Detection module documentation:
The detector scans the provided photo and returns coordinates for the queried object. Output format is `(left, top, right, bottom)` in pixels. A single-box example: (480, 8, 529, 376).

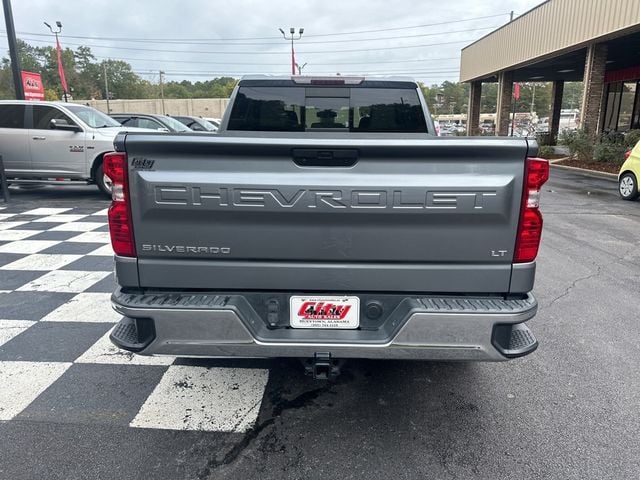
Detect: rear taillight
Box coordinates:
(104, 152, 136, 257)
(624, 149, 632, 160)
(514, 157, 549, 263)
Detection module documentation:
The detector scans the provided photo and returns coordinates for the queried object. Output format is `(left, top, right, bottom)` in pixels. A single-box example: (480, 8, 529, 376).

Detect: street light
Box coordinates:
(296, 62, 307, 75)
(44, 20, 68, 102)
(279, 27, 304, 75)
(159, 70, 165, 115)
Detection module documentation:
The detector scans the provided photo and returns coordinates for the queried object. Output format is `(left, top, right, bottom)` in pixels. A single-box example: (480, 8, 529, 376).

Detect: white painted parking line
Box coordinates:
(50, 222, 104, 232)
(0, 320, 36, 347)
(67, 232, 111, 243)
(0, 230, 43, 242)
(16, 270, 110, 293)
(0, 361, 72, 420)
(21, 208, 72, 216)
(0, 240, 61, 254)
(75, 331, 175, 365)
(130, 366, 269, 432)
(0, 221, 28, 231)
(86, 244, 114, 256)
(33, 214, 89, 223)
(1, 254, 82, 271)
(0, 213, 17, 220)
(42, 293, 121, 323)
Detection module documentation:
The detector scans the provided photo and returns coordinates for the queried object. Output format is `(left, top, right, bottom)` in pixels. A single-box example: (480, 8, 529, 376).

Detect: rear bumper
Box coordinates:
(110, 290, 538, 361)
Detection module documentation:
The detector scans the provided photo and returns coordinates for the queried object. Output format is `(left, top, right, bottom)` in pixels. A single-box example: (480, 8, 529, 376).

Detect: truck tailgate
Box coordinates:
(121, 134, 530, 293)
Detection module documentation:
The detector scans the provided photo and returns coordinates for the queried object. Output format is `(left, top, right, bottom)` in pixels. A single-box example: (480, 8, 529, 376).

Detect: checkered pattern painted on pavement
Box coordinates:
(0, 204, 269, 432)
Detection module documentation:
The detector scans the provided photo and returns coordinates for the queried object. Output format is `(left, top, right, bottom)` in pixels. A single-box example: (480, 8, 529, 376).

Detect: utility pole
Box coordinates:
(44, 20, 68, 101)
(159, 70, 165, 115)
(279, 27, 304, 75)
(2, 0, 24, 99)
(103, 63, 110, 113)
(530, 83, 536, 116)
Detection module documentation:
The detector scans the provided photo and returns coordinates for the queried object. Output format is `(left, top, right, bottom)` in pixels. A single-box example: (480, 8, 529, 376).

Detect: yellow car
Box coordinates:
(619, 141, 640, 201)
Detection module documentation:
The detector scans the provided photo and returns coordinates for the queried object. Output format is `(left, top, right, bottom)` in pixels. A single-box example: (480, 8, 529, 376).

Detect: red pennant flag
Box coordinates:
(514, 82, 520, 100)
(291, 45, 296, 75)
(56, 36, 69, 94)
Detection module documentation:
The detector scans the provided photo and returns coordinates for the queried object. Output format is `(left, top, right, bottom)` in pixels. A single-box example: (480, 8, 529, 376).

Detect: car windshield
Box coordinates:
(65, 105, 121, 128)
(160, 115, 192, 132)
(198, 119, 218, 131)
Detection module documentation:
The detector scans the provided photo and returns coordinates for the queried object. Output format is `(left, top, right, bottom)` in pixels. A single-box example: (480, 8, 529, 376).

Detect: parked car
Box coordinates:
(171, 115, 218, 132)
(204, 118, 221, 129)
(0, 100, 153, 195)
(105, 75, 549, 379)
(110, 113, 192, 132)
(619, 140, 639, 200)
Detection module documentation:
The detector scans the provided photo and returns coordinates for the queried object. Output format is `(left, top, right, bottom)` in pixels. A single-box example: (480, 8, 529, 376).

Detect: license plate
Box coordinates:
(290, 296, 360, 329)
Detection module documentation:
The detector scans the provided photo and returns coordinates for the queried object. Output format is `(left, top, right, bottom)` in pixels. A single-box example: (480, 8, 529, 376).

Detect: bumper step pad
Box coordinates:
(110, 316, 155, 352)
(492, 322, 538, 358)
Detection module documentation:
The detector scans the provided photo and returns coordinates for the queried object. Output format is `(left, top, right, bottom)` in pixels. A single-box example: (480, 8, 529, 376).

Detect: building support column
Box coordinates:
(466, 81, 482, 136)
(496, 71, 513, 136)
(549, 80, 564, 144)
(580, 43, 607, 137)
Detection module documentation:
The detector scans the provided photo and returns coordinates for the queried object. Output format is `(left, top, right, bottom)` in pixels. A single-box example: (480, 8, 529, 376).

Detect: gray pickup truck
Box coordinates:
(106, 75, 549, 378)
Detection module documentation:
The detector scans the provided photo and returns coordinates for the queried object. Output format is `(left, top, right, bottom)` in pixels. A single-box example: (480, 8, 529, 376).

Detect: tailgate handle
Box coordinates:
(292, 149, 358, 167)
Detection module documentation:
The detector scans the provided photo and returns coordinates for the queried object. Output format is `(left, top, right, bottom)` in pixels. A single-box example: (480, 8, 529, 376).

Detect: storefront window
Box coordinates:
(603, 82, 621, 131)
(633, 82, 640, 130)
(618, 81, 637, 131)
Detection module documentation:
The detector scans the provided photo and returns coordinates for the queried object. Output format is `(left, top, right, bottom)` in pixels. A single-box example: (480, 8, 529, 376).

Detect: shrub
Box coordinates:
(624, 129, 640, 149)
(559, 129, 593, 162)
(593, 141, 627, 164)
(538, 145, 556, 159)
(536, 133, 552, 146)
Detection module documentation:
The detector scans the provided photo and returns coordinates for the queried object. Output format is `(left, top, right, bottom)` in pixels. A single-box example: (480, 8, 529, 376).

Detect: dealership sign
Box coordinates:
(21, 71, 45, 101)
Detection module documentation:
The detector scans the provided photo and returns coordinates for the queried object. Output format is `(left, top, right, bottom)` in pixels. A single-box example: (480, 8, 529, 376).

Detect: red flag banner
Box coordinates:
(291, 45, 296, 75)
(514, 83, 521, 100)
(56, 36, 69, 94)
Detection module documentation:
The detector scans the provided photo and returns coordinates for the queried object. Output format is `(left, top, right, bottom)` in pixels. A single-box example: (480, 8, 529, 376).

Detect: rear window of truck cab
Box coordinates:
(227, 86, 428, 133)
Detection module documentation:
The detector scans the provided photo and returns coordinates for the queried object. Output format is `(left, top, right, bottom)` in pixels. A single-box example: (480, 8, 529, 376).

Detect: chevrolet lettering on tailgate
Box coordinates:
(154, 186, 500, 211)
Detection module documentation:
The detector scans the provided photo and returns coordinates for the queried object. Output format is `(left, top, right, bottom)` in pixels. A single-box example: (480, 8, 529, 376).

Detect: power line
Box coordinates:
(89, 54, 459, 67)
(134, 68, 461, 77)
(0, 13, 510, 43)
(2, 35, 476, 55)
(5, 25, 499, 46)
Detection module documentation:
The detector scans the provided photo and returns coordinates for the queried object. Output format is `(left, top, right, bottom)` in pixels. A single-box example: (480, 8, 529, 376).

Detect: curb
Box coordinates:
(550, 163, 618, 181)
(547, 157, 571, 164)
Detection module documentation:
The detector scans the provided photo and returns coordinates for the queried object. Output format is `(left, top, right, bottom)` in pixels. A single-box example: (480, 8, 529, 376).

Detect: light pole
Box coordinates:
(44, 20, 68, 102)
(159, 70, 165, 115)
(3, 0, 24, 100)
(279, 27, 304, 75)
(296, 62, 307, 75)
(434, 91, 444, 116)
(103, 63, 110, 113)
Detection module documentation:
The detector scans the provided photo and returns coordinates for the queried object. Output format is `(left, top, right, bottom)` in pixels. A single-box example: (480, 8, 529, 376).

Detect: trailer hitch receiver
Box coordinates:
(304, 352, 343, 380)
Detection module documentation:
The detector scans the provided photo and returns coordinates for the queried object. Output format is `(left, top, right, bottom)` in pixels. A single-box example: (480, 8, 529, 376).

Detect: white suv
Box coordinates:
(0, 100, 151, 195)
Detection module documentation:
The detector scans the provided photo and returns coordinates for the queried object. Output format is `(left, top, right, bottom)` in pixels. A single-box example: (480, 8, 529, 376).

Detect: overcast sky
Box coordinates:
(2, 0, 545, 84)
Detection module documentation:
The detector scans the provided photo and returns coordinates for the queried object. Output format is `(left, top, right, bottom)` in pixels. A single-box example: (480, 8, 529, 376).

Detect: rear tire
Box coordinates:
(95, 163, 113, 197)
(619, 172, 639, 201)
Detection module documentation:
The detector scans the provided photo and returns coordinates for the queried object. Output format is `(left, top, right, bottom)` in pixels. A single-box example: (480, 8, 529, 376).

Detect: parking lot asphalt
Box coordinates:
(0, 169, 639, 480)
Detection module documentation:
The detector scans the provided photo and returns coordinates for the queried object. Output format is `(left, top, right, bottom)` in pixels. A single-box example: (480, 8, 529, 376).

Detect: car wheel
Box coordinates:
(619, 172, 639, 201)
(95, 163, 113, 197)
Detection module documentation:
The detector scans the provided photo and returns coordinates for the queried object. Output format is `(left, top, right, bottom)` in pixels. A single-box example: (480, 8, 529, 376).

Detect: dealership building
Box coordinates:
(460, 0, 640, 140)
